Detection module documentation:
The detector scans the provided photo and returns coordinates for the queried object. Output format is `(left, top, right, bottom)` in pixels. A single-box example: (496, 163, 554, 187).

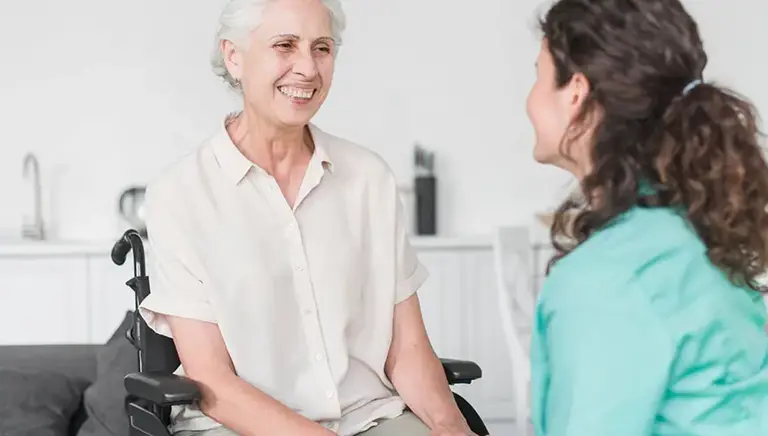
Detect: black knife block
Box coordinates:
(415, 175, 437, 235)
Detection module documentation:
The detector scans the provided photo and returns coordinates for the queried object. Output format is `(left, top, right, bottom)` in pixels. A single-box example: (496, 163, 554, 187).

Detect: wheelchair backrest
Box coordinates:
(113, 229, 182, 375)
(130, 281, 182, 374)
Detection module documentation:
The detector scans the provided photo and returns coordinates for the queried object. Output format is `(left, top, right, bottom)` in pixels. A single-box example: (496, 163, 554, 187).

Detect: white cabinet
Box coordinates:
(0, 256, 90, 345)
(417, 247, 516, 433)
(0, 241, 154, 345)
(86, 255, 138, 343)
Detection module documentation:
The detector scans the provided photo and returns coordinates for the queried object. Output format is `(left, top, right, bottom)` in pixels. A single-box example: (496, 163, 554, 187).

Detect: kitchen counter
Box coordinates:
(409, 234, 493, 250)
(0, 234, 503, 257)
(0, 239, 115, 257)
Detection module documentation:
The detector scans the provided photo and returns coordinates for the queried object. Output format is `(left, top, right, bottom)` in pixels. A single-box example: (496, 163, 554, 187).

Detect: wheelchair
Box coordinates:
(111, 229, 490, 436)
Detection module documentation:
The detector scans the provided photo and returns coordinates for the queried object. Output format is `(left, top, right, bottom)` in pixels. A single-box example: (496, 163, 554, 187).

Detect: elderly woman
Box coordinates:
(138, 0, 475, 435)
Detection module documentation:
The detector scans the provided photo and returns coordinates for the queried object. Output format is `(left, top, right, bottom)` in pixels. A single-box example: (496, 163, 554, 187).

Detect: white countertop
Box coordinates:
(0, 239, 115, 257)
(0, 234, 501, 257)
(0, 218, 556, 258)
(409, 234, 493, 249)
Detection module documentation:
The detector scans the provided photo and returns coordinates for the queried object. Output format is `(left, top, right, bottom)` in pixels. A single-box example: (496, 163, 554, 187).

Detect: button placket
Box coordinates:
(304, 324, 338, 410)
(288, 227, 339, 413)
(284, 217, 307, 272)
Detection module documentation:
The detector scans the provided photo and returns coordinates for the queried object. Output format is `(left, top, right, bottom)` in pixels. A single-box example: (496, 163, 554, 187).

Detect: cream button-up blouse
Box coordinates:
(139, 119, 428, 435)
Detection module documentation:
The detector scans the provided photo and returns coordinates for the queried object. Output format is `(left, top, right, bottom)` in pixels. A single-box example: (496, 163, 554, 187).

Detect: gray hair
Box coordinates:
(210, 0, 347, 92)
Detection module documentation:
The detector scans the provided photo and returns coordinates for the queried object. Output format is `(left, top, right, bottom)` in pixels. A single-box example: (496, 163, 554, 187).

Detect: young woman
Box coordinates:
(526, 0, 768, 434)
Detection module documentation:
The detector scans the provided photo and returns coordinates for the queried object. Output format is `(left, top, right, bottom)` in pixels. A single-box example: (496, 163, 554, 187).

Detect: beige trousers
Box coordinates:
(174, 411, 430, 436)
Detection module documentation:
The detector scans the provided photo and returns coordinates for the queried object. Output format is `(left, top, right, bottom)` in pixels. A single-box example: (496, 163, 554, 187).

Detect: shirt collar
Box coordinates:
(212, 117, 334, 185)
(308, 123, 334, 174)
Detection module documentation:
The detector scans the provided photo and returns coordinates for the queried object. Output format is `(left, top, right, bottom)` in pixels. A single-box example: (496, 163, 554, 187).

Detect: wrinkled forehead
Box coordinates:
(253, 0, 334, 42)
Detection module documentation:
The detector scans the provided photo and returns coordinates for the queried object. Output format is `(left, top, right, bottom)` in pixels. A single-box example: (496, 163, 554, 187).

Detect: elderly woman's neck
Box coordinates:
(227, 112, 313, 175)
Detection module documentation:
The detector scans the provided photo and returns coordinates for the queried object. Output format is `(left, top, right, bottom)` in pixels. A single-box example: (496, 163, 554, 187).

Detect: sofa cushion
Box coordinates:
(77, 312, 138, 436)
(0, 344, 97, 382)
(0, 366, 90, 436)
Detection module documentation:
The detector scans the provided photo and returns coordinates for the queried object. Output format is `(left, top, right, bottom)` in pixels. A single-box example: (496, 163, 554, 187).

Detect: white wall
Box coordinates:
(1, 0, 766, 241)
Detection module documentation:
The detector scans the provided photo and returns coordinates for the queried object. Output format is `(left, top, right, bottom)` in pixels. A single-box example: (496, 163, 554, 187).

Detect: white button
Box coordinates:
(303, 309, 313, 315)
(315, 353, 324, 361)
(296, 265, 304, 271)
(325, 390, 334, 398)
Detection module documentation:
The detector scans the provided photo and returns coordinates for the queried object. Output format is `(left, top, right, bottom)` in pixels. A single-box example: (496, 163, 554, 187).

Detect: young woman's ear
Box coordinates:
(567, 72, 591, 118)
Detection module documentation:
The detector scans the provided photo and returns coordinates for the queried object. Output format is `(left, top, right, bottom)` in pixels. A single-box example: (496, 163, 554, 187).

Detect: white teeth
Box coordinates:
(279, 86, 314, 99)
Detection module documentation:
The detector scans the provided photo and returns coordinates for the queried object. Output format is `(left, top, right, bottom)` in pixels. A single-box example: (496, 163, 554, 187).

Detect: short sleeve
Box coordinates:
(394, 188, 428, 303)
(138, 183, 217, 338)
(539, 282, 674, 435)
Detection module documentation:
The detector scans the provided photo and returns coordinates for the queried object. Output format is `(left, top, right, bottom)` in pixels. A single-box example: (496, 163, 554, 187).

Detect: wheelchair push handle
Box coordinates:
(111, 229, 147, 278)
(111, 236, 132, 266)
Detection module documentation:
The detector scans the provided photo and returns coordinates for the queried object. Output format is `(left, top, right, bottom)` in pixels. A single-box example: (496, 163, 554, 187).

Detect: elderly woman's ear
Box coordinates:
(220, 39, 243, 84)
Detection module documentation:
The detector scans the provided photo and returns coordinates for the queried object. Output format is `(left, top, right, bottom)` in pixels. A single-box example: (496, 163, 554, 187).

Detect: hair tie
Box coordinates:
(682, 79, 702, 95)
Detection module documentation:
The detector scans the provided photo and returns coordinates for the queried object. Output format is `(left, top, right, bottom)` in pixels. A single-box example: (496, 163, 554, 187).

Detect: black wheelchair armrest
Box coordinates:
(440, 358, 482, 384)
(125, 372, 201, 406)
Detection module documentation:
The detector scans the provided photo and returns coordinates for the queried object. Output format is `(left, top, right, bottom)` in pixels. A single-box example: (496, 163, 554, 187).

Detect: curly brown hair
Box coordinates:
(540, 0, 768, 291)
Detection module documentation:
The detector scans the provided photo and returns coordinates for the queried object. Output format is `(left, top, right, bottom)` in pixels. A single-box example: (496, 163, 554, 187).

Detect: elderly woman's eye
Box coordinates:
(275, 42, 293, 50)
(315, 45, 331, 53)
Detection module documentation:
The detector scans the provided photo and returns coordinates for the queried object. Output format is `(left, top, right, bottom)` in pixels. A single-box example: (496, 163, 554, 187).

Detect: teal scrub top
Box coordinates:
(531, 206, 768, 435)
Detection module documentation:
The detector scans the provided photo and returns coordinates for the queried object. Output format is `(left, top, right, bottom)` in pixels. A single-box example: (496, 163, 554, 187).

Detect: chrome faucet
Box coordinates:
(22, 152, 45, 240)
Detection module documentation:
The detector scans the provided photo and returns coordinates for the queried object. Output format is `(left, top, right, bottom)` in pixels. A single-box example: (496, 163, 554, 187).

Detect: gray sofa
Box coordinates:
(0, 313, 137, 436)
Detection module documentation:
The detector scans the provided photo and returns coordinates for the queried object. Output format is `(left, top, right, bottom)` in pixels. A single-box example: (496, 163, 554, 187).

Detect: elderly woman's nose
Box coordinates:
(291, 50, 319, 78)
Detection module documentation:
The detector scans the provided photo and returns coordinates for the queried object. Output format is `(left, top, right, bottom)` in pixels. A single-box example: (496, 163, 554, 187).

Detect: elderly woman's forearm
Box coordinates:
(386, 343, 468, 430)
(197, 372, 335, 436)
